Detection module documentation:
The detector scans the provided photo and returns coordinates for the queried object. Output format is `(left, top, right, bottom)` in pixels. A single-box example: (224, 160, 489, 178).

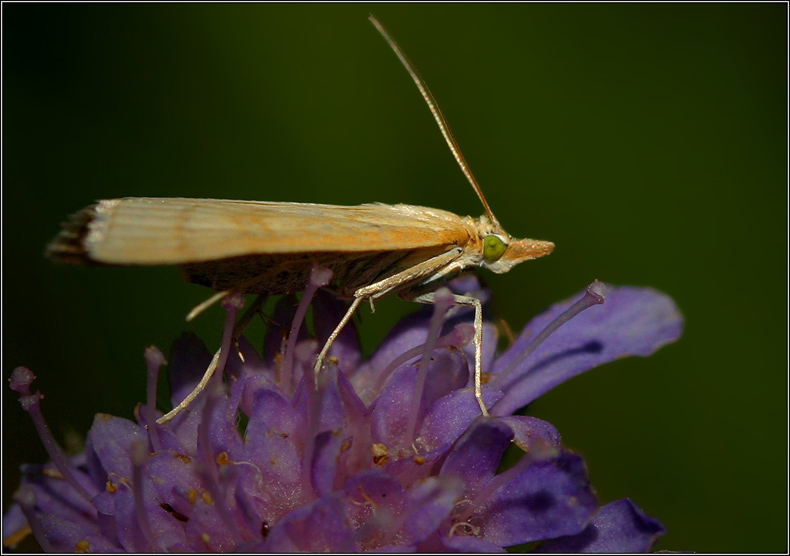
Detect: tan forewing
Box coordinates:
(52, 197, 474, 265)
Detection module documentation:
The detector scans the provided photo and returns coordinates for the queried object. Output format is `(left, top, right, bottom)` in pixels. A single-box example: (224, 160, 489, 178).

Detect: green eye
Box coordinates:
(483, 235, 507, 263)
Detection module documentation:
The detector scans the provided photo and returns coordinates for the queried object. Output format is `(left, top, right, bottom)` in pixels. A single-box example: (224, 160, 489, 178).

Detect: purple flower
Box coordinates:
(4, 274, 682, 552)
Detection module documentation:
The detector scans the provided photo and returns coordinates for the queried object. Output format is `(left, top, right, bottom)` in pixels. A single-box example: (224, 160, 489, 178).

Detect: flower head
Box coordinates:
(4, 274, 682, 552)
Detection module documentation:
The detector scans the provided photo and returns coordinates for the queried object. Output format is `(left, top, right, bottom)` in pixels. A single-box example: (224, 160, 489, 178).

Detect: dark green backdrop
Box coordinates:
(4, 4, 786, 552)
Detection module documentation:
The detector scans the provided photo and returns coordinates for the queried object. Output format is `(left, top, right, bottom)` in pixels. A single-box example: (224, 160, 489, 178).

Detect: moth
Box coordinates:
(46, 16, 554, 423)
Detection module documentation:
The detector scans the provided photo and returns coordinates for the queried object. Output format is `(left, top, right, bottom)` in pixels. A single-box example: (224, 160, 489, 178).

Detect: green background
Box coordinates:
(4, 4, 786, 552)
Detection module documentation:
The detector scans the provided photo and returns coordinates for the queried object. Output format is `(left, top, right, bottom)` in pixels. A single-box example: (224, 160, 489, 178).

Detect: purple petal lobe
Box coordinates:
(499, 416, 562, 456)
(492, 286, 683, 415)
(244, 390, 308, 514)
(404, 475, 465, 544)
(420, 348, 471, 412)
(14, 463, 104, 549)
(370, 364, 419, 451)
(311, 430, 344, 497)
(441, 418, 513, 500)
(478, 452, 598, 546)
(85, 414, 147, 481)
(247, 387, 302, 442)
(167, 333, 213, 406)
(420, 388, 503, 451)
(265, 494, 356, 552)
(36, 513, 120, 553)
(342, 470, 408, 550)
(536, 498, 666, 553)
(439, 534, 506, 552)
(183, 500, 237, 551)
(2, 503, 28, 548)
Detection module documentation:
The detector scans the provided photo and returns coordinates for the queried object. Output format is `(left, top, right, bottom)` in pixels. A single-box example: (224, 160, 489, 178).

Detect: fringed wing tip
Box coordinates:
(44, 204, 98, 265)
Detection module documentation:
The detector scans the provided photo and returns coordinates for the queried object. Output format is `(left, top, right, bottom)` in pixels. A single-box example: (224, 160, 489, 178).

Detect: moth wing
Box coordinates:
(47, 197, 472, 265)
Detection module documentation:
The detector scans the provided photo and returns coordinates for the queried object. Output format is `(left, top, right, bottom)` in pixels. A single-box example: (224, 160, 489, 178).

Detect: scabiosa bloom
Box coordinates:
(4, 272, 682, 552)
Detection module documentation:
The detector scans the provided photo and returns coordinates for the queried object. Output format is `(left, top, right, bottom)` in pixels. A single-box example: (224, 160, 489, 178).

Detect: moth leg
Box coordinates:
(157, 292, 268, 425)
(156, 347, 222, 424)
(152, 291, 238, 424)
(185, 272, 276, 322)
(354, 247, 463, 301)
(313, 296, 365, 377)
(408, 292, 488, 417)
(186, 290, 231, 322)
(313, 247, 464, 377)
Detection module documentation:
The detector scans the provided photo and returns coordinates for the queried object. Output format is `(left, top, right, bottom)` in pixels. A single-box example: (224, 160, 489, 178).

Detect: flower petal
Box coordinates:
(498, 416, 562, 456)
(404, 475, 465, 544)
(419, 388, 503, 451)
(36, 512, 120, 553)
(14, 464, 103, 547)
(491, 286, 683, 415)
(342, 470, 408, 550)
(243, 390, 309, 514)
(1, 503, 29, 549)
(476, 452, 598, 546)
(370, 364, 419, 451)
(265, 494, 356, 552)
(85, 414, 147, 482)
(167, 333, 213, 407)
(536, 498, 666, 553)
(437, 533, 506, 552)
(440, 418, 513, 500)
(311, 429, 344, 497)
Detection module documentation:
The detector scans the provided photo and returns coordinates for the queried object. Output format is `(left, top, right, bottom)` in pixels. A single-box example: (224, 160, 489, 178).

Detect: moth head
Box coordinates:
(473, 216, 554, 273)
(484, 235, 555, 273)
(475, 219, 553, 276)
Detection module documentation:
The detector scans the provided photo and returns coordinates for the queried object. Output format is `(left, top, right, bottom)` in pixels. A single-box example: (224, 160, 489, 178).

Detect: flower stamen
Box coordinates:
(143, 347, 166, 453)
(215, 294, 246, 386)
(492, 281, 609, 385)
(283, 265, 332, 392)
(9, 367, 96, 504)
(197, 383, 225, 485)
(406, 288, 455, 442)
(130, 441, 162, 552)
(298, 266, 335, 497)
(372, 323, 474, 396)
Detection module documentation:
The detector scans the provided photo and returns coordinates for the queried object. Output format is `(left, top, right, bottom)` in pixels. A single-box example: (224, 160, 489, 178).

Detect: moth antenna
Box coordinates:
(369, 15, 500, 228)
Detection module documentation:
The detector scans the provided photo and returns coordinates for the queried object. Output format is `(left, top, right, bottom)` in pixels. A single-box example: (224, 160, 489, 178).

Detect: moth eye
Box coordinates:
(483, 235, 507, 263)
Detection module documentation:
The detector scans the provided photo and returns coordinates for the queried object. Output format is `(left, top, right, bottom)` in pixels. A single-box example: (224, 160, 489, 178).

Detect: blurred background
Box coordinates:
(3, 4, 786, 552)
